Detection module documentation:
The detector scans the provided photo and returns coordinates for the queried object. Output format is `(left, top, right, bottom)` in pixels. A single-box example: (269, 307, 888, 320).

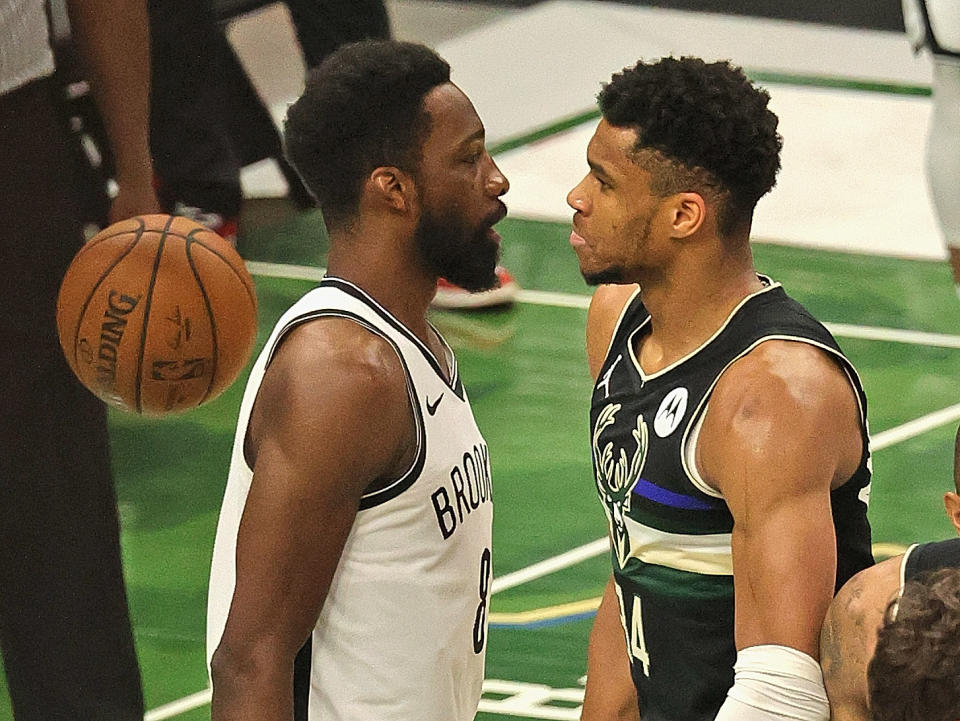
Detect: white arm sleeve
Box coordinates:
(713, 645, 829, 721)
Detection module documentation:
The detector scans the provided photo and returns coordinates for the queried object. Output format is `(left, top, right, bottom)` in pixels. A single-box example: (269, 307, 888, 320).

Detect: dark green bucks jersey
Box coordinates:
(589, 278, 873, 721)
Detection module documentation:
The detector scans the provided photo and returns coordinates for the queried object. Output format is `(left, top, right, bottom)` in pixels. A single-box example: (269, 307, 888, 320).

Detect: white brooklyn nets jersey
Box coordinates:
(207, 276, 493, 721)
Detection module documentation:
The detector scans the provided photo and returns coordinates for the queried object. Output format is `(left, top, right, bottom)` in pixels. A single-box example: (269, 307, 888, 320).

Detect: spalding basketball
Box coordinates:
(56, 214, 258, 415)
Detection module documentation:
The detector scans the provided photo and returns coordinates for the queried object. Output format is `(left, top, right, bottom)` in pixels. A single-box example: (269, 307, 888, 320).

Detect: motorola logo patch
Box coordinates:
(654, 387, 688, 438)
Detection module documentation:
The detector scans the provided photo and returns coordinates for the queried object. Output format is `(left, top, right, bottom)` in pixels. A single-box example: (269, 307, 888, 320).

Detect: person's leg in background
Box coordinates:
(149, 0, 243, 241)
(0, 76, 143, 721)
(904, 0, 960, 298)
(926, 59, 960, 296)
(283, 0, 390, 69)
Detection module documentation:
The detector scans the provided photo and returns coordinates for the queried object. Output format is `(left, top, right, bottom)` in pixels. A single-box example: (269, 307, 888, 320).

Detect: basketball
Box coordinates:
(56, 214, 258, 415)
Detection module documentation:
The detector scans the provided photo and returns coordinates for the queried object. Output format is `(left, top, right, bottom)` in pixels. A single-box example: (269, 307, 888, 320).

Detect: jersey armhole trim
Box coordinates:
(602, 285, 643, 362)
(680, 333, 867, 497)
(683, 408, 724, 499)
(245, 309, 427, 506)
(893, 544, 921, 621)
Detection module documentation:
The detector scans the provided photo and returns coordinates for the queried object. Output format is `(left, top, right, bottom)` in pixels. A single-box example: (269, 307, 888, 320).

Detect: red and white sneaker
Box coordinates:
(171, 202, 239, 247)
(432, 266, 519, 310)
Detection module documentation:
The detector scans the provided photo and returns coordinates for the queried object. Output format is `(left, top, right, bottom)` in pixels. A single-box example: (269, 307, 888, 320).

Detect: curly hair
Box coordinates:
(598, 56, 782, 236)
(284, 40, 450, 229)
(867, 567, 960, 721)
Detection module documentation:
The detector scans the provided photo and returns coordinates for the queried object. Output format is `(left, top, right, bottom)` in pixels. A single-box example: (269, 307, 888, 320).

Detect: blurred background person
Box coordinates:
(0, 0, 158, 718)
(903, 0, 960, 299)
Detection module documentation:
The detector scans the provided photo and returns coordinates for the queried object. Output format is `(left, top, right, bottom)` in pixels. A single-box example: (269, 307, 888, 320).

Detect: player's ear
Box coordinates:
(369, 167, 415, 214)
(945, 492, 960, 536)
(668, 192, 706, 239)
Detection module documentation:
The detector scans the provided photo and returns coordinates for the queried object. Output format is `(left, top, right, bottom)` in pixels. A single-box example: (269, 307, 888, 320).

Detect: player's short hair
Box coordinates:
(867, 567, 960, 721)
(598, 56, 782, 236)
(284, 40, 451, 229)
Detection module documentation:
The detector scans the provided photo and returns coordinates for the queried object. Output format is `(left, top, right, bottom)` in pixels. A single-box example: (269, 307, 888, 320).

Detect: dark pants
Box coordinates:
(0, 77, 143, 721)
(149, 0, 389, 215)
(148, 0, 247, 217)
(284, 0, 390, 68)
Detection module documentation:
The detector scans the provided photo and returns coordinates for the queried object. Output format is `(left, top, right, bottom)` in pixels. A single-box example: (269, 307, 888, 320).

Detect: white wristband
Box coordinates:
(714, 645, 829, 721)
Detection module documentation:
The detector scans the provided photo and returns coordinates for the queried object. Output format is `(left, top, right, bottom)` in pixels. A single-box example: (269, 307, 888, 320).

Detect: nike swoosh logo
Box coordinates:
(426, 394, 443, 416)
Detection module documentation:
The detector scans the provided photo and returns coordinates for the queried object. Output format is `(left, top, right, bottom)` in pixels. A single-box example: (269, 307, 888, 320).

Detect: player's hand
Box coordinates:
(109, 177, 160, 224)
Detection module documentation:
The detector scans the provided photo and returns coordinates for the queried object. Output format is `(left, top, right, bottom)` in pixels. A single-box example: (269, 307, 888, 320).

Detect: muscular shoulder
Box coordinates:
(699, 339, 862, 492)
(247, 317, 412, 475)
(586, 284, 639, 379)
(713, 340, 855, 420)
(266, 317, 407, 404)
(820, 555, 902, 719)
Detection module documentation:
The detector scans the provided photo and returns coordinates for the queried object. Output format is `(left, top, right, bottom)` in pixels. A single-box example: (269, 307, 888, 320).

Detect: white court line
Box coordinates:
(871, 401, 960, 451)
(492, 538, 610, 595)
(246, 260, 325, 282)
(144, 688, 212, 721)
(824, 322, 960, 351)
(244, 261, 960, 349)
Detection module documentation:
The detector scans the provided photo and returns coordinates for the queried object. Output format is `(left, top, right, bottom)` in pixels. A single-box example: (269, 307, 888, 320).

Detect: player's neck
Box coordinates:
(637, 259, 763, 372)
(326, 229, 437, 342)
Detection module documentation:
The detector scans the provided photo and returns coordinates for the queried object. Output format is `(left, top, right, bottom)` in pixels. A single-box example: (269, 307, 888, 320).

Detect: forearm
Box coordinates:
(65, 0, 153, 187)
(581, 578, 640, 721)
(733, 500, 836, 657)
(210, 644, 295, 721)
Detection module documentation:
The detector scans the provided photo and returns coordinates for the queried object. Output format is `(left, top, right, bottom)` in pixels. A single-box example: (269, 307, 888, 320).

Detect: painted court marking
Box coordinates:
(147, 262, 960, 720)
(144, 689, 212, 721)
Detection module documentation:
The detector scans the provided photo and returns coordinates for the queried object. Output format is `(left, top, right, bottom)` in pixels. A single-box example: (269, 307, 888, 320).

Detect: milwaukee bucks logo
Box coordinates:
(592, 403, 648, 567)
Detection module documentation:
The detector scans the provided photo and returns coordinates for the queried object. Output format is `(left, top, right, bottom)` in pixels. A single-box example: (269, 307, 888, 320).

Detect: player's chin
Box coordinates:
(581, 262, 625, 286)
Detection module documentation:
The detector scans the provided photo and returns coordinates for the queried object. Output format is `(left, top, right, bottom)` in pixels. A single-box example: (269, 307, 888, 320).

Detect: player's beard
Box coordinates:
(582, 266, 629, 286)
(415, 205, 502, 292)
(580, 209, 653, 286)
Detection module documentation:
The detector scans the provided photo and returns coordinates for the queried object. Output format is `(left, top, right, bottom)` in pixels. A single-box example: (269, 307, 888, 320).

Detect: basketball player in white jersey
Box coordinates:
(206, 41, 508, 721)
(903, 0, 960, 298)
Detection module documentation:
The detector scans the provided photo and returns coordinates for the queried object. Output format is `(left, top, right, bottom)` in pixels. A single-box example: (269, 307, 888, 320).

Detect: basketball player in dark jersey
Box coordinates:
(569, 57, 873, 721)
(820, 424, 960, 721)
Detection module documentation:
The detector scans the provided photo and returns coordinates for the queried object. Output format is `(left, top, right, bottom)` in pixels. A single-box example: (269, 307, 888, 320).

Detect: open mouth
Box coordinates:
(484, 204, 508, 244)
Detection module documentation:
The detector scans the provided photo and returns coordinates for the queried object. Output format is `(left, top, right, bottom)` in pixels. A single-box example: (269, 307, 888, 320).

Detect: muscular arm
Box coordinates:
(820, 557, 902, 721)
(65, 0, 158, 220)
(698, 341, 864, 658)
(210, 320, 415, 721)
(581, 284, 641, 721)
(581, 577, 641, 721)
